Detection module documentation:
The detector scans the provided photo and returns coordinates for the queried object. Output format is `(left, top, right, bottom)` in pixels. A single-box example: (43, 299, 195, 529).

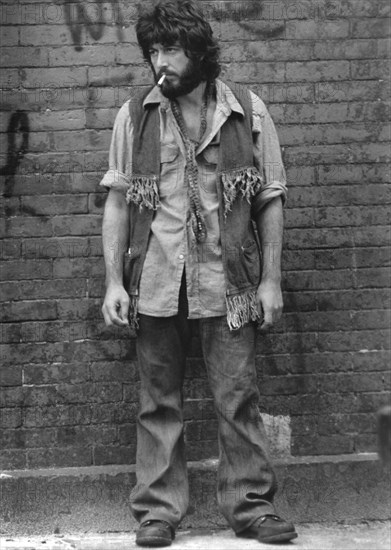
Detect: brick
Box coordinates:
(224, 61, 286, 83)
(351, 59, 390, 79)
(52, 129, 111, 152)
(315, 205, 390, 227)
(314, 39, 378, 59)
(22, 195, 88, 216)
(0, 408, 23, 429)
(280, 122, 385, 146)
(52, 215, 102, 236)
(273, 103, 349, 124)
(0, 366, 22, 386)
(93, 445, 136, 465)
(90, 360, 137, 382)
(212, 20, 286, 42)
(292, 434, 354, 456)
(56, 298, 102, 320)
(21, 67, 88, 89)
(318, 163, 390, 184)
(88, 65, 151, 87)
(20, 25, 76, 46)
(27, 447, 92, 469)
(284, 208, 314, 228)
(0, 449, 27, 470)
(318, 329, 390, 352)
(0, 299, 57, 322)
(346, 0, 390, 18)
(285, 227, 352, 249)
(5, 217, 53, 238)
(251, 82, 315, 104)
(0, 46, 49, 68)
(316, 289, 390, 311)
(353, 433, 378, 452)
(356, 392, 391, 413)
(318, 372, 389, 393)
(283, 142, 390, 166)
(316, 80, 389, 102)
(282, 249, 315, 270)
(0, 386, 23, 407)
(0, 279, 86, 301)
(49, 45, 115, 67)
(115, 43, 144, 65)
(1, 27, 19, 46)
(23, 363, 91, 385)
(284, 269, 353, 291)
(53, 257, 104, 278)
(222, 40, 314, 63)
(354, 267, 390, 288)
(1, 259, 52, 280)
(352, 350, 391, 372)
(57, 425, 117, 446)
(21, 237, 92, 259)
(28, 109, 86, 131)
(117, 423, 137, 445)
(315, 247, 391, 269)
(286, 19, 350, 40)
(350, 17, 391, 38)
(318, 413, 377, 436)
(85, 108, 117, 129)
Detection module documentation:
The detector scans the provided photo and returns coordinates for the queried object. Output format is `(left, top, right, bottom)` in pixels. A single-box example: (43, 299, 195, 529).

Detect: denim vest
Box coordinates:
(124, 81, 264, 329)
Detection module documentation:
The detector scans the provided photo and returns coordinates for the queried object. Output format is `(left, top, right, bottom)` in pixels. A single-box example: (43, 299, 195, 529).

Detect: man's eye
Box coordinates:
(149, 50, 157, 56)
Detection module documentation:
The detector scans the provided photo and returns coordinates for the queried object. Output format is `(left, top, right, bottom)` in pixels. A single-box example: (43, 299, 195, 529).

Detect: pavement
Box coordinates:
(1, 522, 390, 550)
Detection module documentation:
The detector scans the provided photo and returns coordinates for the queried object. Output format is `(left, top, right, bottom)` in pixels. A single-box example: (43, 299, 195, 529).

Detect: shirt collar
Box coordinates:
(142, 79, 245, 117)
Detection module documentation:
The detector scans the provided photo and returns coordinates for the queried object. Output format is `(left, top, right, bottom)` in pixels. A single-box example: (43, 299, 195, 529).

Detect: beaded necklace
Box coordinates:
(170, 82, 212, 243)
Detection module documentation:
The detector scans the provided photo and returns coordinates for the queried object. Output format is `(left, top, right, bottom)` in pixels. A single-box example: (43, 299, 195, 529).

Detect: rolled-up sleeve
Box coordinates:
(250, 91, 287, 216)
(99, 100, 133, 195)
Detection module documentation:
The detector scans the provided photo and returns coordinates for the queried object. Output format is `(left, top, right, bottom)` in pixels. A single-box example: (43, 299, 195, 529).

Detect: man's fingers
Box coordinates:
(102, 301, 128, 327)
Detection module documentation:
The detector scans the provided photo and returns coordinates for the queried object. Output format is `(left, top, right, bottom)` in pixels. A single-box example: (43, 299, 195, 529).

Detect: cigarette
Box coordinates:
(158, 74, 166, 86)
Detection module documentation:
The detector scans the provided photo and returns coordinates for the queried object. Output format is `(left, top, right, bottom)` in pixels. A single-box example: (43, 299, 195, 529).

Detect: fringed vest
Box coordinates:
(124, 80, 264, 329)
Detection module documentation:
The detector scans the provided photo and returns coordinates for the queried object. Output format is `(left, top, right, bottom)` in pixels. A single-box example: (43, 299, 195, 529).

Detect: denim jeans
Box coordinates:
(130, 282, 277, 533)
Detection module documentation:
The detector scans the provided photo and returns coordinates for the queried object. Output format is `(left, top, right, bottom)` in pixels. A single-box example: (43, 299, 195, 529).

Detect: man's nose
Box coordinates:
(156, 51, 169, 70)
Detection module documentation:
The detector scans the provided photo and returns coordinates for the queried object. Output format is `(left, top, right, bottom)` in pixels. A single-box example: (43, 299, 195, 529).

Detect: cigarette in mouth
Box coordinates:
(158, 74, 166, 86)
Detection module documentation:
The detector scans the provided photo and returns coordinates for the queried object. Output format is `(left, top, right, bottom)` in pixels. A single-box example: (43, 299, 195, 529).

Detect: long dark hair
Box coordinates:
(136, 0, 221, 81)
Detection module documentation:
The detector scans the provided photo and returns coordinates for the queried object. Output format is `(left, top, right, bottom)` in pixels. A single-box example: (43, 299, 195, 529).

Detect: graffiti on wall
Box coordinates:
(64, 0, 125, 51)
(0, 110, 30, 197)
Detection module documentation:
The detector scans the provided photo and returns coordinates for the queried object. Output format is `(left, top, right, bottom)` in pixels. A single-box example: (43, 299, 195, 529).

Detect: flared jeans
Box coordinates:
(130, 290, 278, 533)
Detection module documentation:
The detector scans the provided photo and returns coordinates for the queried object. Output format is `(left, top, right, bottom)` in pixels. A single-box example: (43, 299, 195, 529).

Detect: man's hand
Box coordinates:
(256, 279, 283, 333)
(102, 283, 130, 327)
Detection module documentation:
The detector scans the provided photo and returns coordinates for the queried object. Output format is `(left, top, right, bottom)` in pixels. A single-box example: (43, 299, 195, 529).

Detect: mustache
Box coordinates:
(157, 71, 177, 79)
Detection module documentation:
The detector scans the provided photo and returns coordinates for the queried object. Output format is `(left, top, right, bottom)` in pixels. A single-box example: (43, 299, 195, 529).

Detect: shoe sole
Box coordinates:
(136, 537, 172, 547)
(238, 530, 298, 543)
(136, 535, 172, 547)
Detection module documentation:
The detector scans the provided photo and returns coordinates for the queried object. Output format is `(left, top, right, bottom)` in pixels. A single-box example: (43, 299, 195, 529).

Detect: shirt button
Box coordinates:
(179, 254, 184, 260)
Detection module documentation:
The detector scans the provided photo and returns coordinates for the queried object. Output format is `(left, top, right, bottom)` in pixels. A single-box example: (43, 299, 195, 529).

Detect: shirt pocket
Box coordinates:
(199, 144, 219, 194)
(159, 143, 182, 198)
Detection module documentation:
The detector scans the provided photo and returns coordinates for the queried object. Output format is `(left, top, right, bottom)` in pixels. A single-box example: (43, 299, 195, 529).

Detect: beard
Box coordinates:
(154, 58, 204, 99)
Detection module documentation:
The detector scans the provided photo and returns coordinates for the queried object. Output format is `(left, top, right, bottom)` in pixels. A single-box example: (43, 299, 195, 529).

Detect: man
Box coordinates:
(100, 0, 297, 546)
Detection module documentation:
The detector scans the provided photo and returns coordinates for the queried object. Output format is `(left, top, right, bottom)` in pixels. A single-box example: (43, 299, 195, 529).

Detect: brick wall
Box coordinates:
(1, 0, 390, 470)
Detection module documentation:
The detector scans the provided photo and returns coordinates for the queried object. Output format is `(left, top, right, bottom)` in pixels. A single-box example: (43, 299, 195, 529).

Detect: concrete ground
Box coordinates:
(1, 522, 390, 550)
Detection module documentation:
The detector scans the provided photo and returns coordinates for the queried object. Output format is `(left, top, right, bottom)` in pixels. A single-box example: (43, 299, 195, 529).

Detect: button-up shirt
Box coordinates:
(100, 79, 287, 318)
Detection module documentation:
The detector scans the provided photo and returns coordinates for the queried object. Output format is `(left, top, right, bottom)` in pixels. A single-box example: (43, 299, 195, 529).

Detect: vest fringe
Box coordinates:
(222, 167, 263, 217)
(226, 289, 260, 330)
(128, 294, 139, 330)
(126, 175, 160, 210)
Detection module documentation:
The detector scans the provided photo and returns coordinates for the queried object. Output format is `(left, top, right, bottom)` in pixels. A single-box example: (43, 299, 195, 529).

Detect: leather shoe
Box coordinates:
(237, 514, 298, 544)
(136, 519, 175, 547)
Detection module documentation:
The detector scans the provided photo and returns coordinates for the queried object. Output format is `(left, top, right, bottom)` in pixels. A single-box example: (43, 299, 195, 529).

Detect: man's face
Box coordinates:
(148, 43, 204, 99)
